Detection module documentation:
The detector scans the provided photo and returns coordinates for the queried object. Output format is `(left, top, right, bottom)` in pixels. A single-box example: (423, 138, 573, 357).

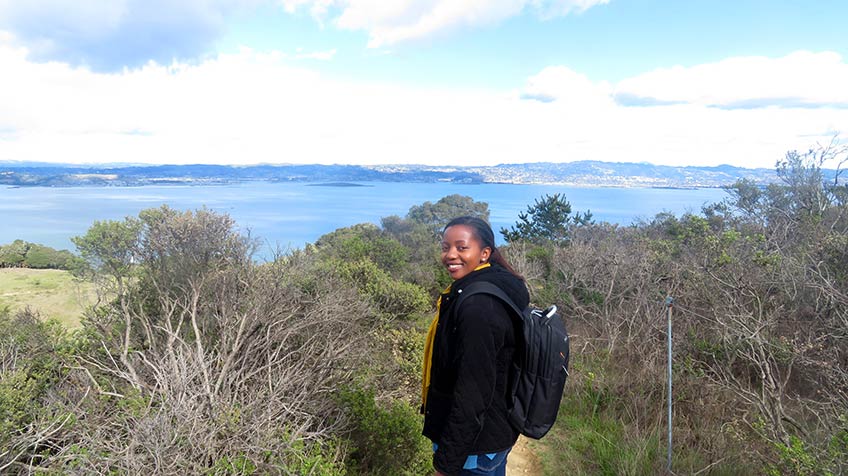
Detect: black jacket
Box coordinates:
(423, 264, 530, 475)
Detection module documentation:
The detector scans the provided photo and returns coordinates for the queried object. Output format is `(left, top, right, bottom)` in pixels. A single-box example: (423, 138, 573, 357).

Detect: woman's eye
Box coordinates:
(457, 246, 468, 251)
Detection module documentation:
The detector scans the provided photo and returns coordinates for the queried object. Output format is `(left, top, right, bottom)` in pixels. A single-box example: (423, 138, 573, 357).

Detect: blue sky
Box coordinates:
(221, 1, 847, 86)
(0, 0, 846, 168)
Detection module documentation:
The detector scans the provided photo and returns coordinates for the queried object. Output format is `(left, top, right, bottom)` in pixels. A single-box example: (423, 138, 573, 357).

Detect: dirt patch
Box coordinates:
(508, 436, 542, 475)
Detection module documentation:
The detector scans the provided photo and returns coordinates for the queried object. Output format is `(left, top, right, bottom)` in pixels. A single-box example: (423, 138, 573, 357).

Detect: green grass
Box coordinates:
(0, 268, 95, 327)
(533, 378, 660, 475)
(532, 355, 753, 476)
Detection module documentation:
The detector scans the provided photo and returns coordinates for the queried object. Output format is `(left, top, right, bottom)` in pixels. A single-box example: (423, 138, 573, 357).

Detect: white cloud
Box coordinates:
(530, 0, 610, 18)
(0, 44, 846, 169)
(282, 0, 609, 47)
(615, 51, 848, 109)
(0, 0, 252, 70)
(512, 52, 848, 167)
(0, 0, 607, 68)
(293, 48, 337, 60)
(521, 66, 613, 107)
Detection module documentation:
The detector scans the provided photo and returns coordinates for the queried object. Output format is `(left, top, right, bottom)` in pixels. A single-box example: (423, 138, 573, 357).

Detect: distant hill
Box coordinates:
(0, 160, 818, 188)
(466, 161, 784, 188)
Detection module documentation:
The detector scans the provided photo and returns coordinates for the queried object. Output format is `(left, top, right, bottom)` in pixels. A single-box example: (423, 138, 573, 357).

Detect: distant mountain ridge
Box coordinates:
(0, 160, 800, 188)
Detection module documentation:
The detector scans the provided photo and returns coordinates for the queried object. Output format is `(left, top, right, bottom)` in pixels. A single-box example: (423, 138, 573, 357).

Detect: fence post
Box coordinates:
(665, 296, 674, 473)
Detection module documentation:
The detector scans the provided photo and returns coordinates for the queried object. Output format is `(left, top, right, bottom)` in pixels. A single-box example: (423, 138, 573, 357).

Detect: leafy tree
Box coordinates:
(500, 193, 592, 244)
(773, 143, 848, 224)
(23, 244, 75, 269)
(0, 240, 29, 267)
(134, 205, 255, 296)
(0, 241, 77, 269)
(71, 217, 142, 284)
(21, 244, 54, 269)
(406, 194, 490, 235)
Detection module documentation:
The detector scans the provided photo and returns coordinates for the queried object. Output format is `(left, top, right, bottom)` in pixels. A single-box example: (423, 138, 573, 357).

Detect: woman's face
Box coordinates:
(441, 224, 491, 281)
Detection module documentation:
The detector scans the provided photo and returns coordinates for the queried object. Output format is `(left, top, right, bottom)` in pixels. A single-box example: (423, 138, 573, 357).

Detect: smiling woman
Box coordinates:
(423, 216, 529, 476)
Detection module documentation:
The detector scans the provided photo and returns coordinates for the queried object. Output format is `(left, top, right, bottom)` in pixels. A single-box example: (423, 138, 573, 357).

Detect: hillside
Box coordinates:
(0, 160, 797, 188)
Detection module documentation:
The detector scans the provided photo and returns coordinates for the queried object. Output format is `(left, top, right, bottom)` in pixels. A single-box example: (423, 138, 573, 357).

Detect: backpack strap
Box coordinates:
(455, 281, 524, 319)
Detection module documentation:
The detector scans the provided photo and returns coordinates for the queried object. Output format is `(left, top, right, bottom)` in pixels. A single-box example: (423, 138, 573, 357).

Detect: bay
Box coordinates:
(2, 182, 727, 257)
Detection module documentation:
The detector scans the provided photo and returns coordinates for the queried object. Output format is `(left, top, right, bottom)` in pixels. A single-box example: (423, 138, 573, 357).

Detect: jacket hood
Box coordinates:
(451, 263, 530, 309)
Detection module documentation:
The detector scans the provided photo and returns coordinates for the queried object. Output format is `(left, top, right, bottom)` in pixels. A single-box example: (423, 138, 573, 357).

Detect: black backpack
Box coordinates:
(456, 281, 570, 439)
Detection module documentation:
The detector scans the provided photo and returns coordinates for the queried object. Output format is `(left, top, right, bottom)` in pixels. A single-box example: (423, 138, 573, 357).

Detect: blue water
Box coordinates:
(2, 182, 726, 256)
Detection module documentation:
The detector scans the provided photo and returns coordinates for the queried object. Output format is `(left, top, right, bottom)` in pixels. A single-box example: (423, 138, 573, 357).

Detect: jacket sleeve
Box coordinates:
(433, 295, 511, 475)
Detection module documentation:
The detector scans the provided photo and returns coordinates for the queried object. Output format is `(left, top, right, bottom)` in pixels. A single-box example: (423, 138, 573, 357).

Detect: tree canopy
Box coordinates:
(0, 240, 77, 270)
(500, 193, 592, 244)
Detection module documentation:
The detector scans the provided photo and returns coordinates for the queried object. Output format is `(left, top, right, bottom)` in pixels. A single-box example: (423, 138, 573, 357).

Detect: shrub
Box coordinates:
(0, 240, 28, 267)
(22, 244, 76, 269)
(329, 259, 430, 318)
(338, 386, 431, 475)
(315, 223, 409, 274)
(0, 309, 69, 470)
(282, 437, 348, 476)
(50, 207, 379, 474)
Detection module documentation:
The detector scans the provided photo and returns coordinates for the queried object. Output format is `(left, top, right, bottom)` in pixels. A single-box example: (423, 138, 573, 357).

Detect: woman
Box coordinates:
(421, 216, 530, 476)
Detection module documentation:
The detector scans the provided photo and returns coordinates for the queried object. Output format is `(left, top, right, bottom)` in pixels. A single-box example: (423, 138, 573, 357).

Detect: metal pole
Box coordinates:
(665, 296, 674, 473)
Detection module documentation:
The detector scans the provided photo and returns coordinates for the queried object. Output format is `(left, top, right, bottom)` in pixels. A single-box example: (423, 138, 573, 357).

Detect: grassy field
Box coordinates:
(0, 268, 95, 327)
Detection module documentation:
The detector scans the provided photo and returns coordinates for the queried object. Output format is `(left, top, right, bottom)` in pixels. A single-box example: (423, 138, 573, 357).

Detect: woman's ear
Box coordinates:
(481, 247, 492, 263)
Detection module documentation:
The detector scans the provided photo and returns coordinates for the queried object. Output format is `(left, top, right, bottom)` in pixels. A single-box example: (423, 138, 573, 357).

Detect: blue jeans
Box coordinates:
(433, 443, 511, 475)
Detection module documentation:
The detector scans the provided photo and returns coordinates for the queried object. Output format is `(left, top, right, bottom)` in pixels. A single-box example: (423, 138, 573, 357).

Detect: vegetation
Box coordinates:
(0, 240, 79, 270)
(518, 142, 848, 475)
(2, 143, 847, 474)
(0, 268, 94, 327)
(500, 193, 593, 245)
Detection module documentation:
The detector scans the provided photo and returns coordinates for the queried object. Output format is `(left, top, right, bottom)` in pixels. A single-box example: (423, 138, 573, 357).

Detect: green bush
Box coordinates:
(0, 368, 44, 440)
(206, 437, 349, 475)
(370, 326, 427, 400)
(330, 259, 430, 318)
(0, 240, 78, 269)
(316, 223, 410, 274)
(386, 327, 425, 383)
(0, 310, 68, 456)
(24, 244, 75, 269)
(338, 386, 431, 475)
(208, 455, 258, 475)
(0, 239, 28, 267)
(767, 431, 848, 476)
(283, 438, 348, 476)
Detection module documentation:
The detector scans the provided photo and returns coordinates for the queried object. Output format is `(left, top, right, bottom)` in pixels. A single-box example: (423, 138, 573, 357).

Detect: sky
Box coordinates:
(0, 0, 846, 169)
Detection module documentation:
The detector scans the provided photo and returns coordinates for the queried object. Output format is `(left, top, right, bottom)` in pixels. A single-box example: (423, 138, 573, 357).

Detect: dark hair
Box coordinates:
(443, 216, 523, 280)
